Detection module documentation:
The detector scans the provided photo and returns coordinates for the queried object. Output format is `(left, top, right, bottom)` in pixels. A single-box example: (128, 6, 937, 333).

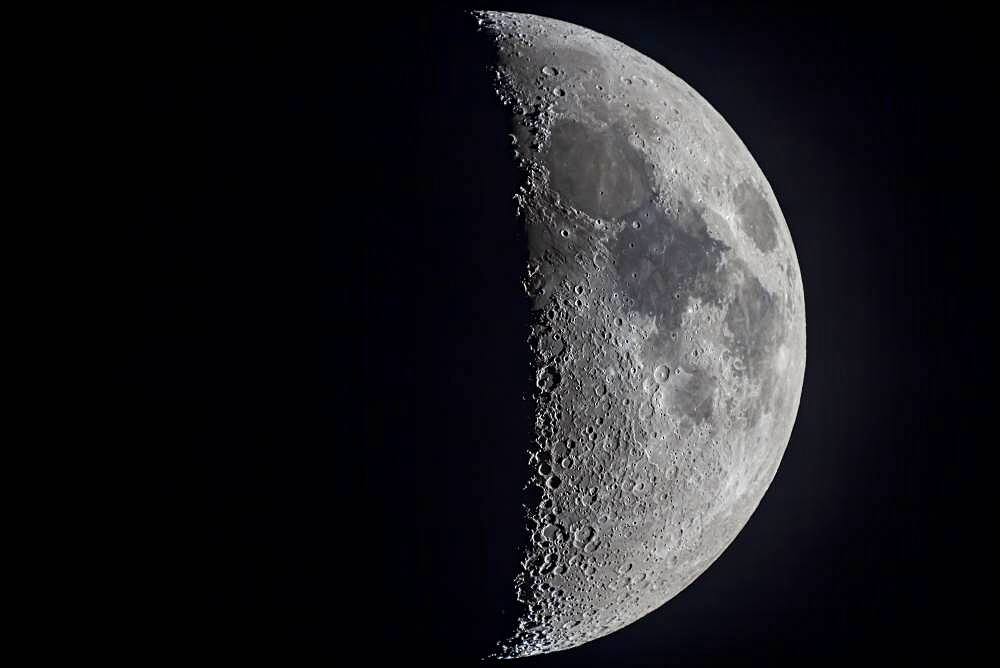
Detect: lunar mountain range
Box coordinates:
(471, 11, 807, 658)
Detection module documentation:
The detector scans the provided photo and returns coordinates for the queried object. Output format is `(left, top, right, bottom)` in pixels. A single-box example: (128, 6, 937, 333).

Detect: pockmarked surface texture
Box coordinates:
(474, 11, 807, 658)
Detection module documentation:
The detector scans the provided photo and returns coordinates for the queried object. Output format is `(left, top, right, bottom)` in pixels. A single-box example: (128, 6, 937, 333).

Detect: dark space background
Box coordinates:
(126, 2, 988, 665)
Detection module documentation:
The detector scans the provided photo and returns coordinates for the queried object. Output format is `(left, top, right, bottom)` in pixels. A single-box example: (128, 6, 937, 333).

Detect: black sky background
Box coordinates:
(128, 2, 988, 664)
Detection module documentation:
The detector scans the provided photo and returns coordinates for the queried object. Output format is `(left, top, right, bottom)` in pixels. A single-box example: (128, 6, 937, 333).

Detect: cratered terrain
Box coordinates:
(473, 11, 807, 658)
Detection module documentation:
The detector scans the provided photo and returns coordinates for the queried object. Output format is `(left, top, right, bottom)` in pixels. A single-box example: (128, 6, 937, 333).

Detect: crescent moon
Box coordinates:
(475, 11, 807, 658)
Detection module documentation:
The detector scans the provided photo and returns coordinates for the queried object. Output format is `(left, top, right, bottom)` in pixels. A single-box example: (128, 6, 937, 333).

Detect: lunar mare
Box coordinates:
(474, 11, 806, 658)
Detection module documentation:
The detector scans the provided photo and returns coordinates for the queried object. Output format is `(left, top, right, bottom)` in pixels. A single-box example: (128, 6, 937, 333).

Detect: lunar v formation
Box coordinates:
(472, 12, 806, 658)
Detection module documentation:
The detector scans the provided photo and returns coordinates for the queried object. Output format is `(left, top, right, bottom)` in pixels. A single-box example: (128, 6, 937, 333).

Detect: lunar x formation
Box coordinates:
(471, 11, 806, 658)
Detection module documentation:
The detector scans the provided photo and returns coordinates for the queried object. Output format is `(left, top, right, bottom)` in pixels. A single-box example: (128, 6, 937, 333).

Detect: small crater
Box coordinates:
(574, 526, 595, 545)
(537, 366, 561, 392)
(653, 365, 671, 383)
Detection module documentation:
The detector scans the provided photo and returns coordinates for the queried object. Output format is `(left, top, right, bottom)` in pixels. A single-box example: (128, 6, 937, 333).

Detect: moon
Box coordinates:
(473, 11, 806, 658)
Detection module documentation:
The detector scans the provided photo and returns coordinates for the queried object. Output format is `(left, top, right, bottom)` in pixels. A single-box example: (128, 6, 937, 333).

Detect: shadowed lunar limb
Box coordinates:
(473, 10, 806, 658)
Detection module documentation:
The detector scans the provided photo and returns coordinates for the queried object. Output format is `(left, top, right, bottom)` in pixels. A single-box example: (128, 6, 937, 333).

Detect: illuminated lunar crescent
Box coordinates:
(474, 11, 807, 658)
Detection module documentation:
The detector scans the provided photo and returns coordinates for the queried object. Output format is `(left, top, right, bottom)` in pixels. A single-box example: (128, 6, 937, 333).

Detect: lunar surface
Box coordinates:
(473, 11, 806, 659)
